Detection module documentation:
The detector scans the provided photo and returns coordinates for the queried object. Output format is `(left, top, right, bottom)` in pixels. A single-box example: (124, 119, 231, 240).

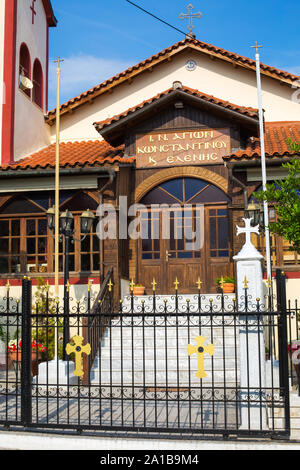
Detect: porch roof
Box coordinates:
(0, 141, 131, 173)
(223, 121, 300, 164)
(93, 84, 260, 146)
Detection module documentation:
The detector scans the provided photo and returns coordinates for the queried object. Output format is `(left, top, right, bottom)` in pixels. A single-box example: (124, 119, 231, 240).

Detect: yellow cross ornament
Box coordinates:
(65, 335, 91, 377)
(187, 336, 214, 379)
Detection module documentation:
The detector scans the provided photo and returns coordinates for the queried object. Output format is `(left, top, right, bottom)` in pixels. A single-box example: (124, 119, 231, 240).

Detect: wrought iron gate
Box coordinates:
(0, 273, 291, 438)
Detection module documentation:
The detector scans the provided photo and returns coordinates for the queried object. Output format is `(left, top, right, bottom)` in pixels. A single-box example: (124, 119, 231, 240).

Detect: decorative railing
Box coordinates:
(82, 268, 114, 384)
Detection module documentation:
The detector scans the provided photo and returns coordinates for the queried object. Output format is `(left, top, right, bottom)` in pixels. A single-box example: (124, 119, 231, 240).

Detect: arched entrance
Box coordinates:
(137, 177, 232, 293)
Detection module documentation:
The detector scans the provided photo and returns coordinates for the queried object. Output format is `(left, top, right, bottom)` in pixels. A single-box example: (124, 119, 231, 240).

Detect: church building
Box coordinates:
(0, 0, 299, 301)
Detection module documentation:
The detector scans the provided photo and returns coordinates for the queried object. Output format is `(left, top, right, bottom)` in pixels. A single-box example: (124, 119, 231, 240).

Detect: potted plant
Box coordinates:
(216, 276, 235, 294)
(133, 284, 145, 296)
(8, 339, 47, 376)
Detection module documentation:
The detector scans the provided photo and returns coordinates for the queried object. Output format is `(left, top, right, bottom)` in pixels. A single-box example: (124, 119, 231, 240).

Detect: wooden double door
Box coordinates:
(137, 204, 232, 294)
(137, 177, 232, 294)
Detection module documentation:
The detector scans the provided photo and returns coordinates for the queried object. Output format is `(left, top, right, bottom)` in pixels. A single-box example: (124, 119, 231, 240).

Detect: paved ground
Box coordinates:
(0, 385, 239, 430)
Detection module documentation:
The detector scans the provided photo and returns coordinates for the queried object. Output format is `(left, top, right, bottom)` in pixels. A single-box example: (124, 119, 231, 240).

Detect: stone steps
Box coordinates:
(120, 294, 236, 314)
(267, 390, 300, 439)
(90, 311, 240, 386)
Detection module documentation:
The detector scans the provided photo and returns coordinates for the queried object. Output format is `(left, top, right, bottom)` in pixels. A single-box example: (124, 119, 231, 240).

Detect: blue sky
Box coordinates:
(48, 0, 300, 110)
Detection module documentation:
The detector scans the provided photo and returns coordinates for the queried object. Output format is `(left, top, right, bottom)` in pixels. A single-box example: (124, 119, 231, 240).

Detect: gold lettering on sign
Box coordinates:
(136, 129, 231, 168)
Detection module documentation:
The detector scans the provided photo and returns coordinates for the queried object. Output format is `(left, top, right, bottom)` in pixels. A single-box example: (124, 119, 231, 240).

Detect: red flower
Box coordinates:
(288, 342, 300, 353)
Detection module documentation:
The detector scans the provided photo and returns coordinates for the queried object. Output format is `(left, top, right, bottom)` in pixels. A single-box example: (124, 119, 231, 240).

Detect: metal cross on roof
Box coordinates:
(251, 41, 263, 54)
(179, 4, 203, 37)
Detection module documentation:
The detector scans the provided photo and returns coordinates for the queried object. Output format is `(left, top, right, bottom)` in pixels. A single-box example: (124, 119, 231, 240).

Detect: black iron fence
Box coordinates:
(0, 272, 293, 439)
(287, 297, 300, 395)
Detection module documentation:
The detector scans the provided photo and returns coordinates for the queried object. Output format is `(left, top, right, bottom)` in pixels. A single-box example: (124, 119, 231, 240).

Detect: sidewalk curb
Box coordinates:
(0, 431, 300, 450)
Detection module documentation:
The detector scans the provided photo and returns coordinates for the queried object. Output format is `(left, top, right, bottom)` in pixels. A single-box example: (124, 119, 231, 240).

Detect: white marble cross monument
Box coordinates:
(233, 218, 267, 430)
(234, 218, 264, 307)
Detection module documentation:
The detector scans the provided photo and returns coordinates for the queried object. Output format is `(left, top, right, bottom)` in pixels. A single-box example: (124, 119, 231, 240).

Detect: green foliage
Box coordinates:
(31, 277, 64, 361)
(216, 276, 235, 285)
(0, 322, 19, 343)
(0, 324, 5, 342)
(254, 156, 300, 254)
(286, 138, 300, 153)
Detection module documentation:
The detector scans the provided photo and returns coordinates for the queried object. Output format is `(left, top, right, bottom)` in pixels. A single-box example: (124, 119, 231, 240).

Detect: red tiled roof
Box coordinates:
(0, 141, 132, 171)
(224, 122, 300, 162)
(46, 37, 299, 121)
(1, 123, 299, 172)
(94, 86, 258, 133)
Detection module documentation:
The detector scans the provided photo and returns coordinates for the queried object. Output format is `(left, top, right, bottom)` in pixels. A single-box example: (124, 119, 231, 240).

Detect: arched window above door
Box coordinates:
(140, 178, 230, 205)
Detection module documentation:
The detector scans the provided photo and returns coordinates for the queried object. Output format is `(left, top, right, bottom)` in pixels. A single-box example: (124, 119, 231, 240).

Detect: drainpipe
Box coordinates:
(228, 167, 248, 211)
(98, 169, 115, 283)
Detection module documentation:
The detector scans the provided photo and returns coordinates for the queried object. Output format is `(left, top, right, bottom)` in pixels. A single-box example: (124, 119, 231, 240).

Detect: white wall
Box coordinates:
(0, 2, 5, 160)
(14, 0, 51, 161)
(50, 50, 300, 144)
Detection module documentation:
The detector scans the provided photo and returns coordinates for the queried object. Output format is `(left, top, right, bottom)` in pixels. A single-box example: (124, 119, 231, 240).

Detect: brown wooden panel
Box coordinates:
(124, 101, 250, 158)
(140, 261, 165, 295)
(167, 261, 206, 294)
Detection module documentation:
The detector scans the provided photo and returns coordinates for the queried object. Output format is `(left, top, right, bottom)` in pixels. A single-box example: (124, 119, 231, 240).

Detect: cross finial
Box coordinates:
(179, 4, 203, 38)
(130, 279, 135, 292)
(151, 278, 157, 292)
(196, 277, 202, 290)
(251, 41, 263, 54)
(267, 276, 272, 289)
(236, 218, 260, 246)
(54, 57, 64, 68)
(174, 277, 180, 291)
(108, 279, 113, 292)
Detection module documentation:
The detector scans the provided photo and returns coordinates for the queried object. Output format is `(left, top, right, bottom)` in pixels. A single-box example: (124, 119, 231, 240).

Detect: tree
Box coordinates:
(254, 139, 300, 253)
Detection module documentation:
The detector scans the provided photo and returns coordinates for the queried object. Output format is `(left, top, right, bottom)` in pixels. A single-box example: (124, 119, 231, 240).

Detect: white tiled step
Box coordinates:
(95, 359, 236, 373)
(108, 327, 237, 339)
(90, 371, 240, 386)
(121, 294, 235, 311)
(98, 345, 239, 360)
(291, 430, 300, 439)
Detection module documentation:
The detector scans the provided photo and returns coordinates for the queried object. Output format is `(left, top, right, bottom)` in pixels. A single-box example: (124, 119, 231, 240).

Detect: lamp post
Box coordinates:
(245, 202, 264, 227)
(47, 207, 95, 359)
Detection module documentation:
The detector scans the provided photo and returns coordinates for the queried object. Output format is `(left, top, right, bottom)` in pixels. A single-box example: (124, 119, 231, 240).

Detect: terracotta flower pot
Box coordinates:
(9, 350, 38, 362)
(9, 351, 39, 376)
(223, 283, 235, 294)
(133, 286, 145, 296)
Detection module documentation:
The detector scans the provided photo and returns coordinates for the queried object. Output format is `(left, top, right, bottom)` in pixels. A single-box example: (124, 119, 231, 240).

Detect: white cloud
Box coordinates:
(48, 54, 133, 109)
